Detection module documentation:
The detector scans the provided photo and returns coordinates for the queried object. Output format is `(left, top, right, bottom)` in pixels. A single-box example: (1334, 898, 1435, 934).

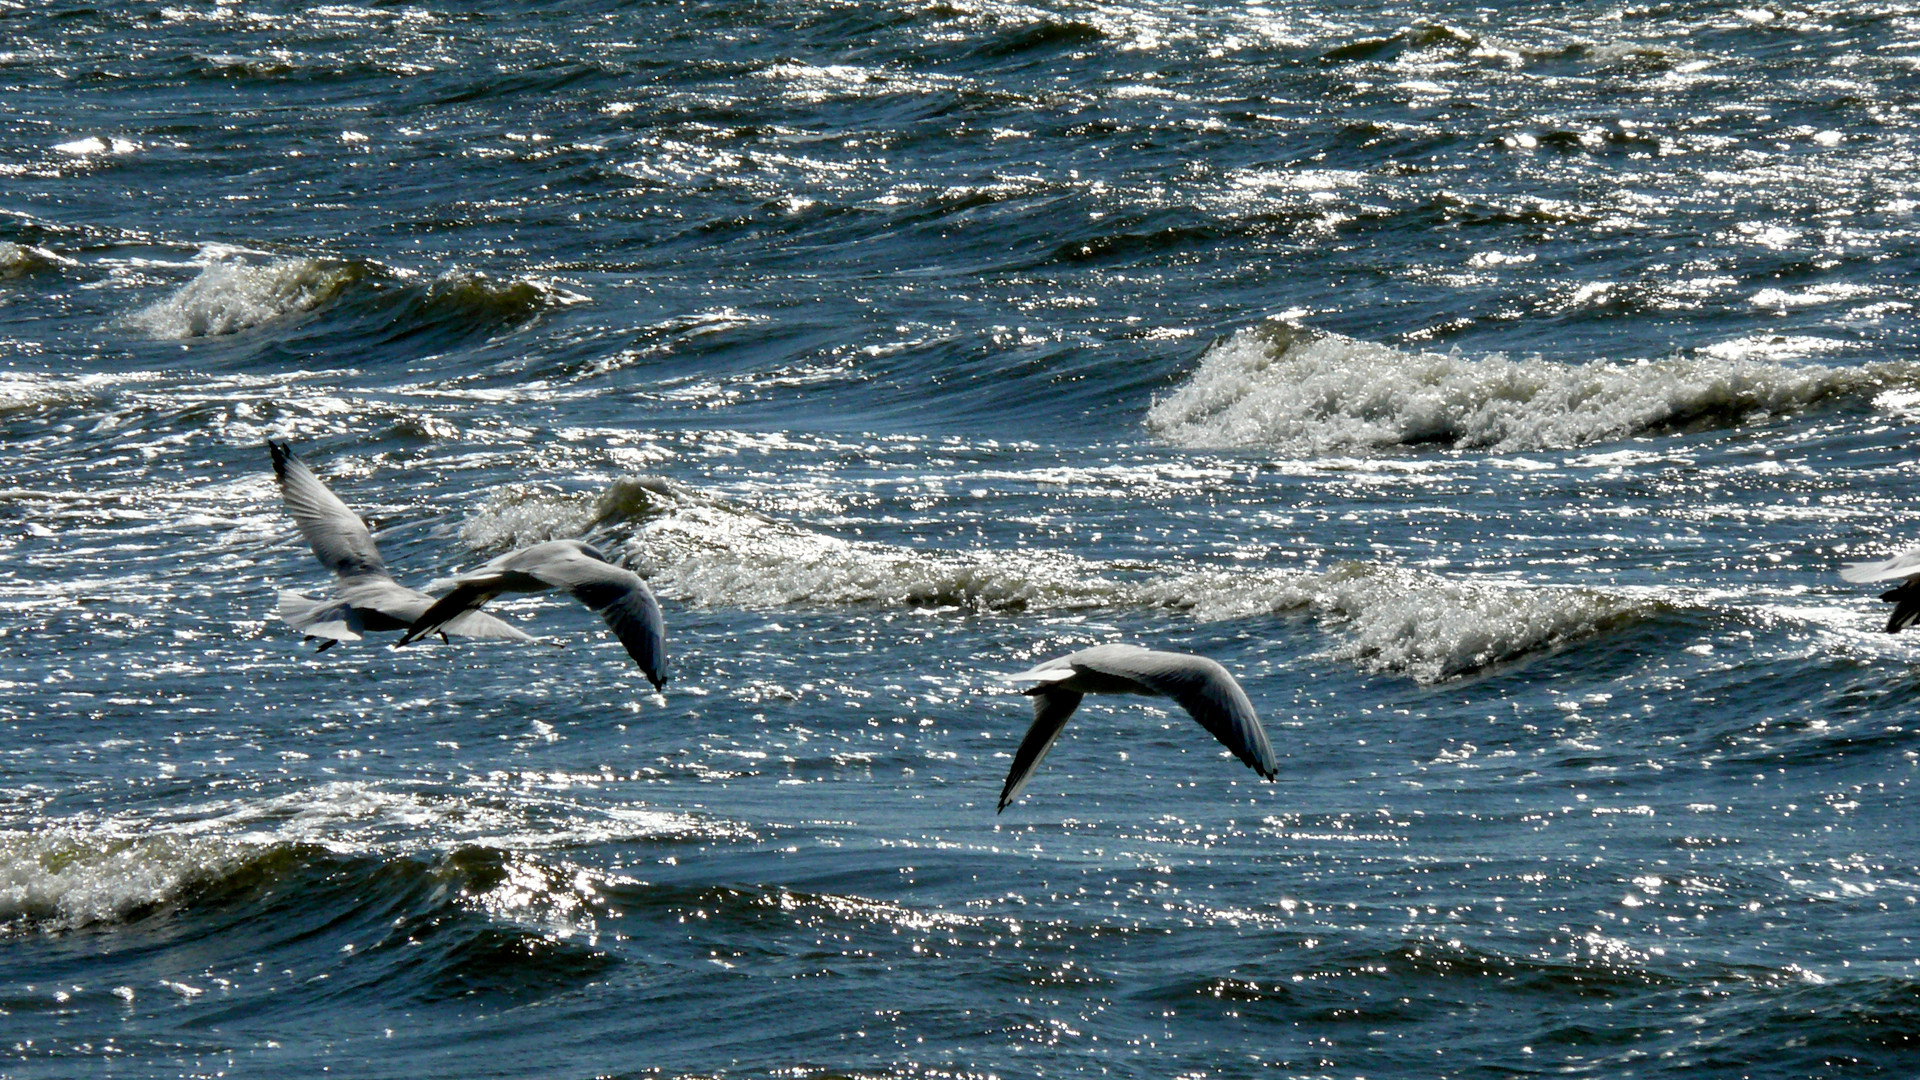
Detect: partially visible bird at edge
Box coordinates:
(1841, 545, 1920, 632)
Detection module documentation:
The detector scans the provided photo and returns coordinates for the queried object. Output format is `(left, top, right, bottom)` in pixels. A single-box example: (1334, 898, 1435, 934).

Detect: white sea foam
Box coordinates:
(1145, 323, 1919, 453)
(459, 474, 1129, 611)
(0, 372, 94, 416)
(1159, 563, 1656, 682)
(125, 256, 362, 338)
(0, 830, 264, 931)
(460, 474, 1662, 680)
(0, 241, 73, 279)
(0, 781, 722, 931)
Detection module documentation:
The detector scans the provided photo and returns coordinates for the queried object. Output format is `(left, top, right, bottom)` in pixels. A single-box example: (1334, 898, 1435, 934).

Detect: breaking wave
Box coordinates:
(0, 781, 722, 936)
(1145, 323, 1920, 453)
(461, 475, 1668, 682)
(1148, 562, 1662, 683)
(0, 241, 73, 279)
(0, 830, 270, 932)
(0, 372, 99, 417)
(122, 253, 583, 342)
(124, 255, 367, 338)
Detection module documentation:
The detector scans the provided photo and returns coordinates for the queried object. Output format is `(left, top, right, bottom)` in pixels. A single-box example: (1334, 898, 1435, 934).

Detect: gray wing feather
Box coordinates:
(527, 554, 668, 689)
(278, 590, 363, 642)
(440, 609, 538, 643)
(268, 440, 389, 581)
(998, 688, 1084, 812)
(1842, 546, 1920, 584)
(1090, 651, 1278, 779)
(395, 578, 507, 647)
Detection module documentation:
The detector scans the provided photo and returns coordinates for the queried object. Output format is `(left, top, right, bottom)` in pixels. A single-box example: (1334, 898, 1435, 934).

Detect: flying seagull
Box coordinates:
(996, 643, 1278, 812)
(267, 439, 535, 651)
(1840, 546, 1920, 632)
(395, 539, 667, 690)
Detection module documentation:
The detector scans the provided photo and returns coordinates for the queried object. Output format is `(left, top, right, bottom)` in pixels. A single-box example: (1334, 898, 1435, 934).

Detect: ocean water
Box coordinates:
(4, 1, 1920, 1076)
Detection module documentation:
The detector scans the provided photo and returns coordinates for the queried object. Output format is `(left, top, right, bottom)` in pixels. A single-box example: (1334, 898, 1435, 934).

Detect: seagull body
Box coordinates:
(1841, 547, 1920, 632)
(396, 539, 667, 690)
(267, 439, 533, 650)
(997, 644, 1277, 812)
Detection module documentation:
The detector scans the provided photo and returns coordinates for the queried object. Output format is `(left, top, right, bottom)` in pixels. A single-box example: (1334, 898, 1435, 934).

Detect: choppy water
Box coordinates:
(5, 1, 1920, 1076)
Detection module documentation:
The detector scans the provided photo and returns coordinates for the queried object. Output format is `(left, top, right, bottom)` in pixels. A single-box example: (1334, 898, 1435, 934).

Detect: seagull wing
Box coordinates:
(526, 551, 668, 689)
(395, 576, 507, 647)
(997, 687, 1084, 812)
(1075, 648, 1279, 780)
(268, 439, 389, 582)
(439, 609, 539, 642)
(1841, 545, 1920, 584)
(278, 590, 364, 643)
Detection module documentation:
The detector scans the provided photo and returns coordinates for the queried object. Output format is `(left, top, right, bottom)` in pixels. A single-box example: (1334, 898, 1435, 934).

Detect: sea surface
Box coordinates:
(4, 1, 1920, 1077)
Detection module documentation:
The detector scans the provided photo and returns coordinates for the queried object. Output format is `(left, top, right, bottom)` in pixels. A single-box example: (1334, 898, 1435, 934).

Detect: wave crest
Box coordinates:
(0, 830, 271, 932)
(0, 241, 73, 279)
(125, 256, 366, 338)
(1145, 323, 1916, 453)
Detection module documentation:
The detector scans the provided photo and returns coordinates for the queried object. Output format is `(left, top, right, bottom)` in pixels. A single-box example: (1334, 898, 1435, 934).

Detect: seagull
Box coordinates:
(267, 439, 536, 651)
(996, 643, 1278, 812)
(395, 539, 667, 690)
(1840, 547, 1920, 632)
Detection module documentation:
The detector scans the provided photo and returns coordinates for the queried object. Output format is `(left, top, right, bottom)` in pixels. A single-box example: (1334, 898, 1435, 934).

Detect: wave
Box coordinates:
(0, 372, 99, 418)
(122, 252, 583, 345)
(0, 827, 619, 1002)
(0, 778, 727, 924)
(0, 241, 73, 279)
(0, 830, 271, 932)
(461, 475, 1667, 682)
(1147, 562, 1662, 683)
(1145, 323, 1920, 454)
(123, 255, 368, 339)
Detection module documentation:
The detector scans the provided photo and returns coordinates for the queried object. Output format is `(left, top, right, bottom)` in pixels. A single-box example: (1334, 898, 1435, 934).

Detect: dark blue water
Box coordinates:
(5, 2, 1920, 1077)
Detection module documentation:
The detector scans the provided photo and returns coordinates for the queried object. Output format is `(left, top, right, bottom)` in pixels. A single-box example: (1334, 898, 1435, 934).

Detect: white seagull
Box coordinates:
(1840, 546, 1920, 632)
(395, 539, 668, 690)
(268, 439, 535, 651)
(997, 643, 1278, 812)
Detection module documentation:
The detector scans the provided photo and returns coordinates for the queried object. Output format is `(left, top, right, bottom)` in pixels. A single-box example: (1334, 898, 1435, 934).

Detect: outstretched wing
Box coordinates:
(1078, 648, 1279, 780)
(997, 687, 1084, 812)
(395, 577, 507, 647)
(529, 553, 667, 689)
(1841, 545, 1920, 584)
(278, 590, 364, 643)
(268, 440, 389, 582)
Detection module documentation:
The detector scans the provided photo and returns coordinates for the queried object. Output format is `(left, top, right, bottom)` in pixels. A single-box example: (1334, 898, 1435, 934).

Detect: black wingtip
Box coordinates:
(267, 437, 293, 477)
(1880, 581, 1920, 633)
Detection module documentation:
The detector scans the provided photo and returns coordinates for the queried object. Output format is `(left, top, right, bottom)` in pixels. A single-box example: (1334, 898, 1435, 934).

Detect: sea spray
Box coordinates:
(1146, 323, 1920, 453)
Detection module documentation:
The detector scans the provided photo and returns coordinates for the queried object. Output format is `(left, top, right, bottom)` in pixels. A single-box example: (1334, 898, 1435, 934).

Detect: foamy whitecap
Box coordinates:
(1145, 323, 1920, 453)
(1146, 562, 1657, 683)
(631, 504, 1130, 611)
(125, 256, 364, 338)
(461, 474, 1667, 678)
(457, 474, 714, 553)
(0, 830, 265, 931)
(0, 241, 73, 279)
(0, 372, 95, 416)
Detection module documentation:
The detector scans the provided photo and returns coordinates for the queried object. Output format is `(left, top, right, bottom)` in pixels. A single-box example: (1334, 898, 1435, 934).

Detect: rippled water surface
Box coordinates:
(5, 1, 1920, 1077)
